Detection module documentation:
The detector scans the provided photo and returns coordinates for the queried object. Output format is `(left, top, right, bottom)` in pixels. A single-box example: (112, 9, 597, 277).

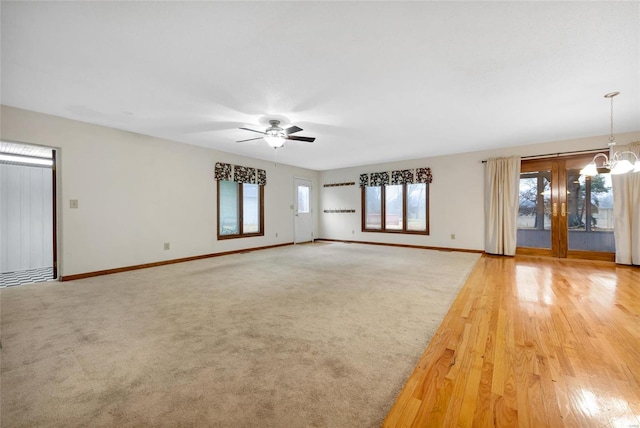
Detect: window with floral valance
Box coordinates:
(360, 168, 432, 234)
(214, 162, 267, 186)
(359, 167, 432, 187)
(214, 162, 266, 239)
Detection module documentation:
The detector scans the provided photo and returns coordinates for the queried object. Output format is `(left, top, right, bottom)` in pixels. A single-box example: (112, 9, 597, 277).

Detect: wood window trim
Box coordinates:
(217, 181, 265, 240)
(360, 184, 430, 235)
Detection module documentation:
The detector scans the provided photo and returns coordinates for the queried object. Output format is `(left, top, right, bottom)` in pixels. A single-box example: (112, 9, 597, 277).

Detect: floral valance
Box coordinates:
(359, 167, 432, 187)
(215, 162, 267, 186)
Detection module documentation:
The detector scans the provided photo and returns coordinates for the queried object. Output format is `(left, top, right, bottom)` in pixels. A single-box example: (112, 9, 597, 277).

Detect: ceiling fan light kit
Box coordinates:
(237, 120, 315, 149)
(264, 133, 286, 148)
(580, 92, 640, 177)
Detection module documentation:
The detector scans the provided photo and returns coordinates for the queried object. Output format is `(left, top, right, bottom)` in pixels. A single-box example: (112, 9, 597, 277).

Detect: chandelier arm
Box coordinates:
(612, 150, 640, 162)
(591, 152, 610, 167)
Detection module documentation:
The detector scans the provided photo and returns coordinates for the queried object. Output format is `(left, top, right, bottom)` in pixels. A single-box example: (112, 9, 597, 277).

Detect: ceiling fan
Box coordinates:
(237, 120, 316, 148)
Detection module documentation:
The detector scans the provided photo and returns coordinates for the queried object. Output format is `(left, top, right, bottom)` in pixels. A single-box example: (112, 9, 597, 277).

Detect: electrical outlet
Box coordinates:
(69, 199, 78, 209)
(275, 232, 278, 237)
(450, 234, 456, 240)
(352, 230, 355, 234)
(164, 242, 170, 250)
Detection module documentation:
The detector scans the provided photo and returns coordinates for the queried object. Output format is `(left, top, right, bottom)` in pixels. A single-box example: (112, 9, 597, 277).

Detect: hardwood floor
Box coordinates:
(384, 255, 640, 427)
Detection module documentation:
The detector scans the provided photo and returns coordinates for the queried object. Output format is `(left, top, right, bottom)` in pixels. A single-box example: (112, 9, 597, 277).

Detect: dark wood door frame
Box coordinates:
(52, 150, 58, 279)
(517, 154, 614, 261)
(518, 158, 567, 258)
(552, 158, 568, 258)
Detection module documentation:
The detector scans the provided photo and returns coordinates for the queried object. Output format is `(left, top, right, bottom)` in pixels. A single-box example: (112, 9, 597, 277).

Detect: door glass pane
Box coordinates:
(566, 171, 615, 252)
(242, 183, 260, 234)
(407, 183, 427, 231)
(364, 186, 382, 229)
(517, 171, 551, 248)
(297, 186, 310, 214)
(219, 181, 238, 235)
(385, 184, 403, 230)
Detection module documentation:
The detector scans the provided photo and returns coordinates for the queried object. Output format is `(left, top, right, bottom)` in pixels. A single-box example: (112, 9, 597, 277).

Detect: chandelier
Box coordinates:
(580, 92, 640, 176)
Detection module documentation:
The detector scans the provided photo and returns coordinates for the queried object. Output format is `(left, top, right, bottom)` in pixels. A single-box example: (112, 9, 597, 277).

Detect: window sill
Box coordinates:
(217, 232, 265, 240)
(361, 229, 430, 236)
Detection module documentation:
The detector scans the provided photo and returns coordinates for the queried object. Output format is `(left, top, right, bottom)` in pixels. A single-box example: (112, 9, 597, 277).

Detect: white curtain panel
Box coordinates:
(612, 141, 640, 265)
(484, 156, 521, 255)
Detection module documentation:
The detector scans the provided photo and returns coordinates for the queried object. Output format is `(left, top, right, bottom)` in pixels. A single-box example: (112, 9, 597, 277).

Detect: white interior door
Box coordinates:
(294, 177, 313, 243)
(0, 163, 53, 273)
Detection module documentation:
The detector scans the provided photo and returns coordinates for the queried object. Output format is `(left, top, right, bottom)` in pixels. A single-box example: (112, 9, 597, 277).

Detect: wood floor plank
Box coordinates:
(472, 360, 494, 426)
(491, 307, 508, 397)
(383, 255, 640, 427)
(496, 364, 519, 427)
(410, 348, 455, 425)
(423, 377, 454, 426)
(536, 352, 564, 427)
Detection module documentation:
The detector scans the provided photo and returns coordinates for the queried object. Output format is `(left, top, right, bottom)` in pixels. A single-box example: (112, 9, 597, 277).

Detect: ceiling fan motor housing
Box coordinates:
(266, 120, 285, 137)
(236, 120, 315, 144)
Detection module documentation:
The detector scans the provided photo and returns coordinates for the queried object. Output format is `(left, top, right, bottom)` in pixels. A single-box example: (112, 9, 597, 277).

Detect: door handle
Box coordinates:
(561, 202, 566, 217)
(553, 202, 558, 217)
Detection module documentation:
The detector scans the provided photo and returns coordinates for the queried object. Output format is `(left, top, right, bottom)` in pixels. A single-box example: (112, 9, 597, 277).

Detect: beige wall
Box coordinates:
(3, 104, 639, 275)
(1, 106, 319, 276)
(319, 131, 640, 251)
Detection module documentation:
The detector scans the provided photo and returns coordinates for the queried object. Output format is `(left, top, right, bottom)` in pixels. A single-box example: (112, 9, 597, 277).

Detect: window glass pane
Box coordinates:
(407, 183, 427, 231)
(567, 171, 614, 252)
(297, 186, 310, 214)
(364, 186, 382, 229)
(517, 171, 551, 249)
(385, 184, 403, 230)
(242, 183, 260, 234)
(219, 181, 238, 235)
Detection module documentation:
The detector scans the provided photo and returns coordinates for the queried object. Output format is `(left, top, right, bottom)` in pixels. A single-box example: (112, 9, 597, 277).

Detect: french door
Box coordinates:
(516, 154, 615, 261)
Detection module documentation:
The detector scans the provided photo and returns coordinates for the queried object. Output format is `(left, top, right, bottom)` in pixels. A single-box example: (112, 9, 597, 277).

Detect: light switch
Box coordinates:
(70, 199, 79, 209)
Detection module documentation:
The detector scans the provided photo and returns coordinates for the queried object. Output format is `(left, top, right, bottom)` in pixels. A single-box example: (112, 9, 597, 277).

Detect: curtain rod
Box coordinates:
(481, 148, 604, 163)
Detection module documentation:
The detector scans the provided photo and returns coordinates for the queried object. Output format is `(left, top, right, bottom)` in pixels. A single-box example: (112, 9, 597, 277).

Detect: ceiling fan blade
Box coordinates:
(236, 137, 264, 143)
(239, 127, 266, 135)
(286, 135, 315, 143)
(284, 125, 303, 135)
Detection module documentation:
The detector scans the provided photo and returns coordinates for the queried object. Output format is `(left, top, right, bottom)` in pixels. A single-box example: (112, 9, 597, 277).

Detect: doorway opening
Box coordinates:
(0, 141, 57, 287)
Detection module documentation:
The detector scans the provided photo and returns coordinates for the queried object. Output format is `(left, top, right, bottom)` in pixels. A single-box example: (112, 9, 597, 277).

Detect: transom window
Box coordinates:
(362, 182, 429, 234)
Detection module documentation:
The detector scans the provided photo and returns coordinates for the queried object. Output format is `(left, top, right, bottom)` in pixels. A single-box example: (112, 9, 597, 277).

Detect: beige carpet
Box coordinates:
(0, 242, 480, 427)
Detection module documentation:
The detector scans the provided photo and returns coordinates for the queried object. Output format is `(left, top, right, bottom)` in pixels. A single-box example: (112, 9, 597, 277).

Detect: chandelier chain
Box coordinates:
(610, 95, 615, 143)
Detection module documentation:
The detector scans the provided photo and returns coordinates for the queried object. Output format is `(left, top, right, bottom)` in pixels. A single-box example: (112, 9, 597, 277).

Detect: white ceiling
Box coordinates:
(1, 1, 639, 171)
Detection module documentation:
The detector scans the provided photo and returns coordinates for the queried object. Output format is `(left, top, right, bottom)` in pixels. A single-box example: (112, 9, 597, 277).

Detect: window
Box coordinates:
(297, 185, 310, 214)
(362, 183, 429, 234)
(217, 180, 264, 239)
